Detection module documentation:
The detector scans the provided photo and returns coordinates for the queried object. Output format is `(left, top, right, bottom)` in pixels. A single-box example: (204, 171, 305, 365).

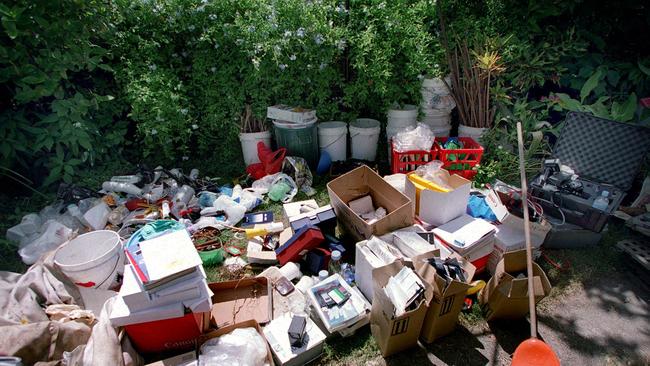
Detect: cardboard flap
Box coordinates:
(412, 252, 474, 300)
(508, 276, 545, 299)
(499, 250, 528, 273)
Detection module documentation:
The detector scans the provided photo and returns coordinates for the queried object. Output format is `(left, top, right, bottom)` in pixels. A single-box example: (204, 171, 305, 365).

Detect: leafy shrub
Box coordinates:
(345, 0, 440, 116)
(0, 1, 127, 186)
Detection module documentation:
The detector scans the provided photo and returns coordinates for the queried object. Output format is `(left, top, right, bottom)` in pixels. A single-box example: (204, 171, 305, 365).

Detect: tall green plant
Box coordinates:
(0, 1, 127, 186)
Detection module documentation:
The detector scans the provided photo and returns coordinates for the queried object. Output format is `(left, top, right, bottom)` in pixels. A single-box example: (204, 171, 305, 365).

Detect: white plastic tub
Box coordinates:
(239, 131, 272, 166)
(318, 121, 348, 162)
(349, 118, 381, 161)
(54, 230, 124, 290)
(387, 105, 418, 129)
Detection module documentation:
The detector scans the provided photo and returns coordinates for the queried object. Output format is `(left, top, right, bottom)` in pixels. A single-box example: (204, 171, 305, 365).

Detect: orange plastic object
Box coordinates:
(512, 338, 560, 366)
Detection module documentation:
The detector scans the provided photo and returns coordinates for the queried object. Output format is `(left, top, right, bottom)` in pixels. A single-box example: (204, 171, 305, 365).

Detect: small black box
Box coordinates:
(287, 315, 307, 347)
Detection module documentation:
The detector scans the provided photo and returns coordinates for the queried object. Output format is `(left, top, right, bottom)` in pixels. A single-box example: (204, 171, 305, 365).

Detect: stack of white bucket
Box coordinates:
(419, 76, 454, 137)
(386, 104, 418, 162)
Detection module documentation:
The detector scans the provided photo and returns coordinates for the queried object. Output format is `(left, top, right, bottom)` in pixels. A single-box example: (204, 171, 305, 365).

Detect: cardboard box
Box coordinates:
(370, 261, 433, 357)
(145, 351, 196, 366)
(412, 252, 476, 343)
(207, 277, 272, 328)
(327, 165, 414, 241)
(307, 274, 370, 333)
(405, 171, 471, 227)
(198, 319, 274, 366)
(283, 199, 319, 226)
(263, 313, 326, 366)
(289, 205, 337, 235)
(488, 214, 550, 274)
(479, 250, 551, 321)
(355, 239, 402, 302)
(267, 105, 317, 124)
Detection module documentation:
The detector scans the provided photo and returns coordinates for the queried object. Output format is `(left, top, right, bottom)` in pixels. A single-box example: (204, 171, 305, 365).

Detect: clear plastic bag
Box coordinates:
(415, 160, 452, 190)
(393, 123, 435, 152)
(199, 327, 267, 366)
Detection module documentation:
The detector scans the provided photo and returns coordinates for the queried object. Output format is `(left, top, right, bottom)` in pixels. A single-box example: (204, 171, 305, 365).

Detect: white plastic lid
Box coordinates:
(318, 270, 329, 280)
(602, 190, 609, 197)
(331, 250, 341, 261)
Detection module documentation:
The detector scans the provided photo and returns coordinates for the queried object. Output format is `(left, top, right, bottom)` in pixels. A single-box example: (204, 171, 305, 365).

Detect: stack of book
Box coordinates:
(110, 229, 212, 326)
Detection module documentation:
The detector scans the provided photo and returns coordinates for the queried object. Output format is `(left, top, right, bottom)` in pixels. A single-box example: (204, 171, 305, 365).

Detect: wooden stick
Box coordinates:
(516, 121, 537, 339)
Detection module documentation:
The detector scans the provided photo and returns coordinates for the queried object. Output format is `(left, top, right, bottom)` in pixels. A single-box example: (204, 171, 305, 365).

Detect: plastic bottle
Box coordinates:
(102, 181, 143, 196)
(341, 263, 355, 285)
(318, 270, 329, 282)
(329, 250, 342, 275)
(592, 190, 610, 211)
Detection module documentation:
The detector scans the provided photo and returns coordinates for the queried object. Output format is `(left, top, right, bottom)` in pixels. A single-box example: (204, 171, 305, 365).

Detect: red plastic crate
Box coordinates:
(390, 139, 437, 174)
(435, 137, 484, 180)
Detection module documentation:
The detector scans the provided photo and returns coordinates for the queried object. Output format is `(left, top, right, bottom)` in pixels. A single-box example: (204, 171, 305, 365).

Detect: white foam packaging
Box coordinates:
(263, 313, 326, 366)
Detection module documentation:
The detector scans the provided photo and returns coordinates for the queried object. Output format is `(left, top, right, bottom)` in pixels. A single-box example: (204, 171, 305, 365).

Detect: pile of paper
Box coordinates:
(383, 266, 425, 317)
(432, 215, 496, 261)
(110, 230, 212, 326)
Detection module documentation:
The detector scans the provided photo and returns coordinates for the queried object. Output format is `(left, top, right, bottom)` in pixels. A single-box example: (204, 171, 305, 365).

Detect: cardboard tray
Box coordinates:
(207, 277, 272, 329)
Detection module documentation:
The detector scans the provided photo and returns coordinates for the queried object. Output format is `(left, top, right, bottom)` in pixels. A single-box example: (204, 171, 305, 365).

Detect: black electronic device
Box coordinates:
(287, 315, 307, 348)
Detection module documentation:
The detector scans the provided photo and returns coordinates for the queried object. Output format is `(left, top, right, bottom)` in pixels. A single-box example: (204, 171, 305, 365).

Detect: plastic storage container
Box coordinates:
(349, 118, 381, 161)
(435, 137, 484, 180)
(390, 140, 437, 174)
(318, 121, 348, 162)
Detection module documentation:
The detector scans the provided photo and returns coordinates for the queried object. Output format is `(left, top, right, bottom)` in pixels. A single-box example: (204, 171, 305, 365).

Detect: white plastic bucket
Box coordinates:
(54, 230, 124, 290)
(458, 124, 488, 141)
(387, 105, 418, 129)
(432, 125, 451, 137)
(318, 121, 348, 162)
(239, 131, 272, 166)
(420, 108, 452, 128)
(349, 118, 381, 161)
(421, 76, 456, 110)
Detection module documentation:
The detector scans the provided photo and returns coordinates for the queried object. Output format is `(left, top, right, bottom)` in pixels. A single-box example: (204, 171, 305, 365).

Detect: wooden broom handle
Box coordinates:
(516, 121, 537, 338)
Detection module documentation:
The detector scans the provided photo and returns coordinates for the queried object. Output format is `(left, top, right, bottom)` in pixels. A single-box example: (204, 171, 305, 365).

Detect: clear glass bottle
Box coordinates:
(592, 190, 610, 211)
(329, 250, 342, 275)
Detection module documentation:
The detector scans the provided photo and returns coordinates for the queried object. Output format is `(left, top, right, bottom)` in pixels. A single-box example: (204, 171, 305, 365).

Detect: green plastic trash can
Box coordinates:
(273, 119, 319, 167)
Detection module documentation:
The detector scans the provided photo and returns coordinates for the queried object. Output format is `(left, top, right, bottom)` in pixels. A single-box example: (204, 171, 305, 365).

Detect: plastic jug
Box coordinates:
(592, 190, 610, 211)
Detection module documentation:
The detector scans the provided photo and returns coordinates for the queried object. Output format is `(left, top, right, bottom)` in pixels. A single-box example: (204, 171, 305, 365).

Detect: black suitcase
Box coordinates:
(530, 112, 650, 232)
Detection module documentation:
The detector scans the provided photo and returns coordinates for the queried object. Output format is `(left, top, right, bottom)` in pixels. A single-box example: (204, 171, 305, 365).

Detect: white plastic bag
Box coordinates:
(415, 160, 452, 190)
(393, 123, 435, 152)
(199, 327, 267, 366)
(18, 220, 74, 265)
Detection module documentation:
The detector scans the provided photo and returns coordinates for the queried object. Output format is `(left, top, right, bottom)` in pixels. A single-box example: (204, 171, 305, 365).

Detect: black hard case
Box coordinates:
(530, 112, 650, 232)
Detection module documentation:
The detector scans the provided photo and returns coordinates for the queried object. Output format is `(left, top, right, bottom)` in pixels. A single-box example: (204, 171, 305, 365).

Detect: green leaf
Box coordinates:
(639, 61, 650, 77)
(55, 144, 64, 161)
(2, 17, 17, 39)
(21, 75, 45, 84)
(580, 69, 602, 103)
(606, 70, 620, 87)
(613, 93, 637, 122)
(78, 137, 91, 150)
(64, 164, 74, 175)
(42, 168, 62, 187)
(555, 93, 583, 111)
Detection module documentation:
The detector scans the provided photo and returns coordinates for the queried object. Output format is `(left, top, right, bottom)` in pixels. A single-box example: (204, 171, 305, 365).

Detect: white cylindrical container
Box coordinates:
(239, 130, 272, 166)
(421, 76, 456, 110)
(349, 118, 381, 161)
(387, 104, 418, 129)
(420, 108, 452, 128)
(279, 262, 302, 281)
(317, 121, 348, 162)
(458, 124, 488, 141)
(54, 230, 124, 290)
(431, 125, 452, 137)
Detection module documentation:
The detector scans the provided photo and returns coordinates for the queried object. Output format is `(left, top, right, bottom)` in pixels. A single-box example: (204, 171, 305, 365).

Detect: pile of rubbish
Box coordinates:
(2, 107, 649, 365)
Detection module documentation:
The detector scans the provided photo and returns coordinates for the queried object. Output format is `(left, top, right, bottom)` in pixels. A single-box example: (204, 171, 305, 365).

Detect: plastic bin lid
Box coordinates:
(553, 112, 650, 191)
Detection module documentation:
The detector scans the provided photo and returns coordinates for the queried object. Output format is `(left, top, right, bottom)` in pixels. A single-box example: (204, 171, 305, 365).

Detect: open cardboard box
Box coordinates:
(206, 277, 272, 330)
(327, 165, 414, 241)
(198, 319, 274, 365)
(404, 170, 471, 227)
(479, 250, 551, 321)
(370, 260, 433, 357)
(412, 252, 476, 342)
